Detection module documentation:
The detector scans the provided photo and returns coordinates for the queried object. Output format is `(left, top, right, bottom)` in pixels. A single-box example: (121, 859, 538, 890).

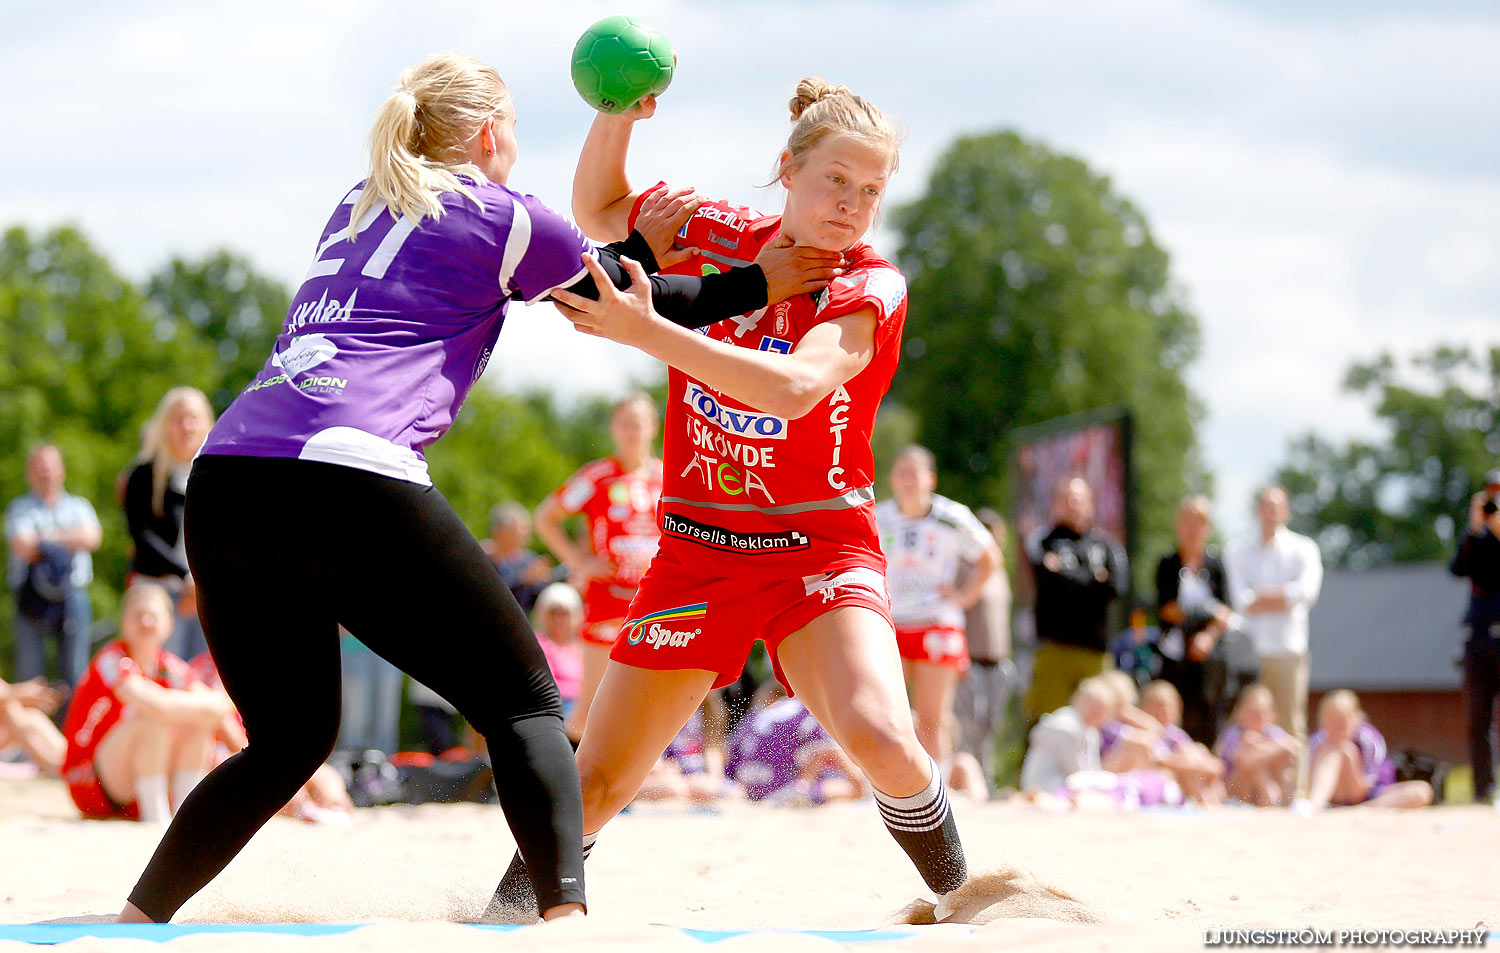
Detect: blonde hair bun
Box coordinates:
(777, 77, 902, 180)
(789, 77, 852, 121)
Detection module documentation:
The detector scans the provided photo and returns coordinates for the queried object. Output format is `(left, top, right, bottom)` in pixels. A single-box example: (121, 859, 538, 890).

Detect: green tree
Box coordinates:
(1275, 344, 1500, 569)
(0, 226, 220, 652)
(890, 130, 1204, 584)
(144, 251, 290, 412)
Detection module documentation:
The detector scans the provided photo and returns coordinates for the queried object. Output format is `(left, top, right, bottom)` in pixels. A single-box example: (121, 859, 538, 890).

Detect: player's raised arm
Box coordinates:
(573, 99, 658, 240)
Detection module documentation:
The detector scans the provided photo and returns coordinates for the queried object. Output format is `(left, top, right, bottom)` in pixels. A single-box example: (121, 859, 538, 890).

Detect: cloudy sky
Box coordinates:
(4, 0, 1496, 536)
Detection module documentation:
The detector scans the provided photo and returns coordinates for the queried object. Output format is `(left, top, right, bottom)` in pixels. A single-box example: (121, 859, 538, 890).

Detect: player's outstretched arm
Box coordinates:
(565, 239, 839, 330)
(556, 254, 875, 419)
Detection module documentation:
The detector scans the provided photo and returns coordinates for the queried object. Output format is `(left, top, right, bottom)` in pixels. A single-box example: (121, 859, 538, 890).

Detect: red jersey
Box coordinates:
(61, 640, 197, 784)
(551, 456, 663, 602)
(629, 186, 908, 579)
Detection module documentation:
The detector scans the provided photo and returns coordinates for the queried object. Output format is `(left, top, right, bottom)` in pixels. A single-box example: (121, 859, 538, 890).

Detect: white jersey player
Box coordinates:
(876, 445, 997, 768)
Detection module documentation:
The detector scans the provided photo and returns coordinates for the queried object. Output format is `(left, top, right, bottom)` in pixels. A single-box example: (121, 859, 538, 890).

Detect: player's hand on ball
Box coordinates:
(634, 185, 704, 268)
(552, 253, 657, 345)
(757, 237, 844, 303)
(617, 93, 659, 122)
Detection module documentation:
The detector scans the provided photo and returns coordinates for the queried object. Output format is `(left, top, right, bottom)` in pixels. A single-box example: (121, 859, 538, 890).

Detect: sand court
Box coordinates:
(2, 776, 1495, 951)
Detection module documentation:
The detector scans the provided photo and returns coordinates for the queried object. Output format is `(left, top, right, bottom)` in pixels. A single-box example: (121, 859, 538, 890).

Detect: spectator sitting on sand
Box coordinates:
(0, 676, 66, 775)
(725, 683, 867, 806)
(1020, 677, 1183, 811)
(1302, 690, 1432, 812)
(531, 583, 584, 716)
(1139, 680, 1225, 805)
(1094, 669, 1165, 774)
(1020, 678, 1109, 796)
(187, 651, 354, 825)
(635, 699, 730, 804)
(60, 583, 233, 823)
(1215, 684, 1300, 807)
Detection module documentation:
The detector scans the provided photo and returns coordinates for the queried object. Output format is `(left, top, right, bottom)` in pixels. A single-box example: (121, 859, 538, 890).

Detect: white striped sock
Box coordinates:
(873, 758, 949, 832)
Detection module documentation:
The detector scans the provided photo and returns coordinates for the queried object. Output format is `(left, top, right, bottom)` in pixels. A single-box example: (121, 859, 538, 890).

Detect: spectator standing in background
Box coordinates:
(1225, 486, 1322, 758)
(338, 629, 402, 757)
(1156, 496, 1237, 744)
(1025, 476, 1128, 722)
(482, 502, 560, 616)
(533, 393, 662, 743)
(955, 508, 1015, 782)
(1449, 469, 1500, 804)
(5, 443, 101, 689)
(875, 445, 997, 772)
(122, 387, 215, 661)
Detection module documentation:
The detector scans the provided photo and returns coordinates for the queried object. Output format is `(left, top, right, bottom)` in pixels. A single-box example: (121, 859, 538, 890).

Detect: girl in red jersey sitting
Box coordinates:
(61, 583, 233, 822)
(491, 78, 976, 921)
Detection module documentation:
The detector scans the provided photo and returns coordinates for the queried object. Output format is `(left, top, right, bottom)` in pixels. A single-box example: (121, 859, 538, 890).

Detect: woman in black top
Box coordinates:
(1155, 496, 1234, 744)
(123, 387, 214, 588)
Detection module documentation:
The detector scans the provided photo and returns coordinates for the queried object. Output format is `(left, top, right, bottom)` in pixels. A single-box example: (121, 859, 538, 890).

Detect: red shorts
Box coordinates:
(895, 624, 970, 672)
(65, 764, 139, 821)
(609, 556, 892, 692)
(582, 586, 633, 648)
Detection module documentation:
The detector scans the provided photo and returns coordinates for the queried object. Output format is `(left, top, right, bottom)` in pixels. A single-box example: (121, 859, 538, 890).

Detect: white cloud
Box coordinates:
(3, 0, 1496, 543)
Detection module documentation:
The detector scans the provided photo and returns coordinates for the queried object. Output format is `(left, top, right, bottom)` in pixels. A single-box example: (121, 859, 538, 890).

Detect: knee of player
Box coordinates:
(576, 760, 619, 820)
(247, 718, 340, 770)
(832, 716, 919, 774)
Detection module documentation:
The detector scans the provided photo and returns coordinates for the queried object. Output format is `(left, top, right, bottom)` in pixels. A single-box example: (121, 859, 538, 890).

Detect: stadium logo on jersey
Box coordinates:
(624, 602, 709, 647)
(662, 512, 811, 555)
(693, 204, 749, 233)
(758, 336, 792, 354)
(683, 383, 787, 440)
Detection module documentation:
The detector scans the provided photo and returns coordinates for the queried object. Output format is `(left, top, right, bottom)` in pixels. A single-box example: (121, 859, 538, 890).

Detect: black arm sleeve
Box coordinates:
(555, 231, 769, 329)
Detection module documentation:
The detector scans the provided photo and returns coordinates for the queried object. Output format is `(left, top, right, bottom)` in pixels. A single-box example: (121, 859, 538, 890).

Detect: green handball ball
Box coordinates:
(571, 15, 673, 114)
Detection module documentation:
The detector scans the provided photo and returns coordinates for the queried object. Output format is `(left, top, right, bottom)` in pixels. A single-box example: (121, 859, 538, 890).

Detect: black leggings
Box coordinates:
(127, 454, 584, 919)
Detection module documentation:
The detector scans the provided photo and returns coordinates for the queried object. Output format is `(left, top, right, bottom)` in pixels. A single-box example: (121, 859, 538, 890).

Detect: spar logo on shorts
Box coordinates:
(662, 512, 811, 555)
(624, 603, 709, 649)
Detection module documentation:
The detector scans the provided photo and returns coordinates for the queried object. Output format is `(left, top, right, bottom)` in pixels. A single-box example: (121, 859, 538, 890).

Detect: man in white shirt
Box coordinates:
(4, 444, 102, 688)
(1225, 485, 1323, 751)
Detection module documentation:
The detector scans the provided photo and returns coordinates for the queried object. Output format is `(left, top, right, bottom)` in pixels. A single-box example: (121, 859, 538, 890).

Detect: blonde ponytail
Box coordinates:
(349, 53, 511, 240)
(778, 76, 903, 179)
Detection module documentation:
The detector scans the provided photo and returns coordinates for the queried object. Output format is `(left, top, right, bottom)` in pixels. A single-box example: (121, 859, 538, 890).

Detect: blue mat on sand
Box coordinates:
(0, 923, 928, 945)
(7, 924, 1498, 946)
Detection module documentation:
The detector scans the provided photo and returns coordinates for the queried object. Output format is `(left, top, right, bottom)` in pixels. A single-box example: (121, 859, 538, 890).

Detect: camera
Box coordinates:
(1483, 496, 1498, 517)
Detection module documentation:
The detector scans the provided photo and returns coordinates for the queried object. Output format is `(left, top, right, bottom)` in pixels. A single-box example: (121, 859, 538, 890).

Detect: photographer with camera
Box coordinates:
(1450, 469, 1500, 804)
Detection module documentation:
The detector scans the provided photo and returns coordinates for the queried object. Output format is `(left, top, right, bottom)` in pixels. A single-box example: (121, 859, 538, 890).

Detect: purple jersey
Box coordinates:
(203, 179, 591, 483)
(1309, 721, 1396, 794)
(1153, 723, 1194, 759)
(663, 708, 708, 775)
(725, 698, 832, 801)
(1214, 722, 1292, 775)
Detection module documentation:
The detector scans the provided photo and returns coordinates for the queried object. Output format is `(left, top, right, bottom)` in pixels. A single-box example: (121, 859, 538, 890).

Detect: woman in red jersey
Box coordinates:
(492, 78, 972, 920)
(534, 392, 662, 741)
(61, 583, 233, 823)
